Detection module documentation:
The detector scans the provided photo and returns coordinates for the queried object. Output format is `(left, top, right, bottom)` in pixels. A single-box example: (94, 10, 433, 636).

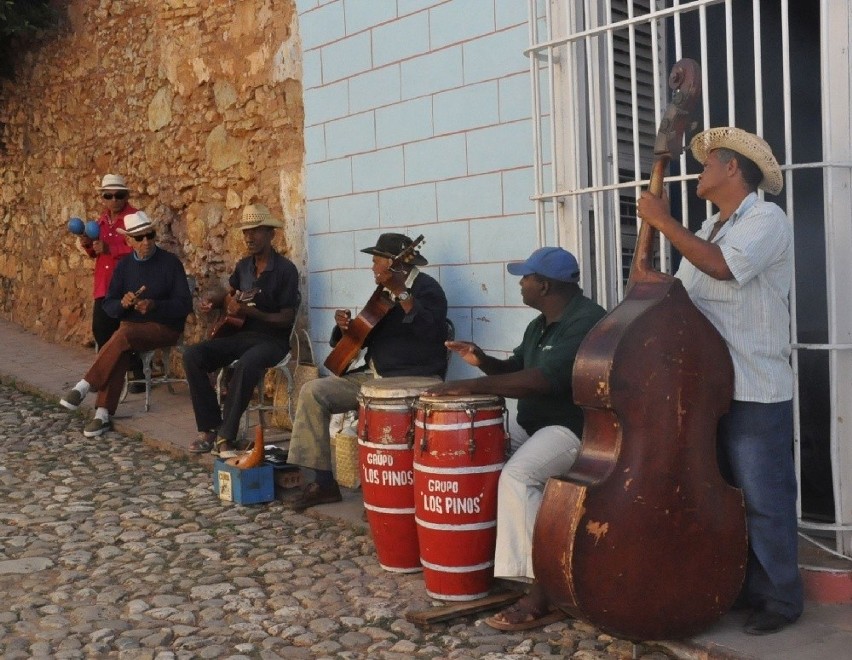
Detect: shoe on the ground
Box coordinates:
(127, 382, 146, 394)
(282, 481, 342, 512)
(83, 418, 111, 438)
(743, 610, 795, 635)
(60, 388, 83, 411)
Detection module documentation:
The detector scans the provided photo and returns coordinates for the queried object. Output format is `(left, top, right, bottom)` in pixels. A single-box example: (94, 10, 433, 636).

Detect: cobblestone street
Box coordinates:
(0, 383, 682, 659)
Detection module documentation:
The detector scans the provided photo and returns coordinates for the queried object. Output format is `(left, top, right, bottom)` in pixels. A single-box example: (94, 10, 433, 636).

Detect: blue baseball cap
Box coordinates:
(506, 247, 580, 283)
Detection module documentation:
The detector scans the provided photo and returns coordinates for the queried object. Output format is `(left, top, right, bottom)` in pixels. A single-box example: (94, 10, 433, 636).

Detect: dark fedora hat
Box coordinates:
(360, 232, 427, 266)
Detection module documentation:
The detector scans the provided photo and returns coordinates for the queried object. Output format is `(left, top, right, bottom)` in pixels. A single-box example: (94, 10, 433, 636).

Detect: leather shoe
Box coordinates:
(283, 482, 342, 512)
(743, 610, 795, 635)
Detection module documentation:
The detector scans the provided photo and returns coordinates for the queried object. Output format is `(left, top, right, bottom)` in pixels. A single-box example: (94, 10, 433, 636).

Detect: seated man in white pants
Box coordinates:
(425, 247, 605, 631)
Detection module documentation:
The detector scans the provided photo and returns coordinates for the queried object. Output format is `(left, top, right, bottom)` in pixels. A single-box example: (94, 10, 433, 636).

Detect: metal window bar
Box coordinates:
(526, 0, 852, 559)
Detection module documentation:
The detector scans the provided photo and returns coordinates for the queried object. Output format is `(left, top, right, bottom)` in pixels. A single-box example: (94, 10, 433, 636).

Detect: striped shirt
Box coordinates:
(675, 193, 794, 402)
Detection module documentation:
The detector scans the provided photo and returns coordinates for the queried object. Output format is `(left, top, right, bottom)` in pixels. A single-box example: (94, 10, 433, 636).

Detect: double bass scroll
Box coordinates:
(531, 59, 747, 641)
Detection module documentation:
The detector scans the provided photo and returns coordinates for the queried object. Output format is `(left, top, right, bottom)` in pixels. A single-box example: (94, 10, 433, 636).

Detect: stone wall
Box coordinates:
(0, 0, 305, 347)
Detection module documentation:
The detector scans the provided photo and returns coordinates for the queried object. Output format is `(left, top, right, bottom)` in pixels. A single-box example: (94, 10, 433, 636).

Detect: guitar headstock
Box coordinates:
(393, 234, 425, 266)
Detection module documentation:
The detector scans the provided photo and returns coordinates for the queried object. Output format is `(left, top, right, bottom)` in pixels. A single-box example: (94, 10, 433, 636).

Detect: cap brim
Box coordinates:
(506, 262, 534, 276)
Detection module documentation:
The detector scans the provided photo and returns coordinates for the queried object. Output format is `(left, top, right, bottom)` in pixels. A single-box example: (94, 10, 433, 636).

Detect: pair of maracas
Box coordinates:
(67, 217, 100, 240)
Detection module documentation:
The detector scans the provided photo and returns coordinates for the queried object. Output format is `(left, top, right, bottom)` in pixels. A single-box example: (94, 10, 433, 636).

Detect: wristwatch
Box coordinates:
(396, 289, 412, 302)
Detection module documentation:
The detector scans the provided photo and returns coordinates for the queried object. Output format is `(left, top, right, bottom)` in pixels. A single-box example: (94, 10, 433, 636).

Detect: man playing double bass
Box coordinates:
(284, 233, 448, 512)
(637, 127, 802, 635)
(426, 247, 606, 631)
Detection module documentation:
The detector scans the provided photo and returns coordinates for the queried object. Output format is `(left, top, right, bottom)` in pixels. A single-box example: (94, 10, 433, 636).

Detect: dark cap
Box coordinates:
(360, 233, 427, 266)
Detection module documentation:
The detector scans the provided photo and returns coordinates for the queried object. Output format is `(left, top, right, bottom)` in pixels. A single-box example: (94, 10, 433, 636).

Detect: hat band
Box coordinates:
(127, 223, 153, 235)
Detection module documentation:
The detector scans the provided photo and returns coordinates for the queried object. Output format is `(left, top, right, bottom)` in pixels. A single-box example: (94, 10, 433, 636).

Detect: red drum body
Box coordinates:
(358, 377, 441, 573)
(413, 394, 508, 600)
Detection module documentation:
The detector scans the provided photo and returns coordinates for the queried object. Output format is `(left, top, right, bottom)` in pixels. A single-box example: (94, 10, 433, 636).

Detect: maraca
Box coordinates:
(67, 217, 85, 235)
(84, 220, 100, 240)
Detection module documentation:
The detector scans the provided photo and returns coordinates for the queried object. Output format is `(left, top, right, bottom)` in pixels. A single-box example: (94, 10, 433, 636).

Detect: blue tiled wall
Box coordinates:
(298, 0, 538, 378)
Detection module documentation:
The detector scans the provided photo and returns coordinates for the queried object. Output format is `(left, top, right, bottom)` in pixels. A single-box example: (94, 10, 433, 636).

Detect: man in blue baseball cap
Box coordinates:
(425, 246, 605, 630)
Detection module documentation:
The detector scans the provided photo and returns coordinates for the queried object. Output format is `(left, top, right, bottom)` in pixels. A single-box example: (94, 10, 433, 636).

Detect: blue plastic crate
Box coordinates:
(212, 459, 275, 505)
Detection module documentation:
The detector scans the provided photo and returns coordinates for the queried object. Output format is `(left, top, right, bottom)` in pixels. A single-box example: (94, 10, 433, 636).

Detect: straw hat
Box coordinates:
(117, 211, 155, 237)
(237, 204, 284, 230)
(689, 127, 783, 195)
(97, 174, 129, 191)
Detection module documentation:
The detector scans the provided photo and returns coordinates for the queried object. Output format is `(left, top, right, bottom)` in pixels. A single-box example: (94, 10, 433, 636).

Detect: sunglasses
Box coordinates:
(102, 191, 129, 200)
(131, 231, 156, 242)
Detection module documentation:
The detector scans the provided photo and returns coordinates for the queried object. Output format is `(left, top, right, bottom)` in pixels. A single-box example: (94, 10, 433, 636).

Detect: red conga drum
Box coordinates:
(358, 376, 441, 573)
(413, 394, 508, 600)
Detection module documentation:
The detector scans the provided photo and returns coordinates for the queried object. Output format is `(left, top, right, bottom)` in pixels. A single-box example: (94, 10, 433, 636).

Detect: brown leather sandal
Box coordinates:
(189, 431, 216, 454)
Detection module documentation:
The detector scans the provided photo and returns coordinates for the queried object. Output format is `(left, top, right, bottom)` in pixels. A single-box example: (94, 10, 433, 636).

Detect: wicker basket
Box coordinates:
(332, 431, 360, 489)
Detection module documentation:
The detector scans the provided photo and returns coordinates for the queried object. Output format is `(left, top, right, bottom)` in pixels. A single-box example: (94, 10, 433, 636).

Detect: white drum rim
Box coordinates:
(357, 400, 419, 411)
(425, 589, 490, 601)
(359, 376, 441, 399)
(415, 394, 504, 409)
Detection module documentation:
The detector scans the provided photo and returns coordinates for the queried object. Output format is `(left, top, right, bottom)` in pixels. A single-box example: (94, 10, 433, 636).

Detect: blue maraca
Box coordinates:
(67, 217, 85, 235)
(84, 220, 100, 240)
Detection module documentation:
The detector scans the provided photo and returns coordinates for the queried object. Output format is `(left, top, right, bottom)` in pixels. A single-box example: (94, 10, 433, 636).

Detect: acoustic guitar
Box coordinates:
(323, 235, 424, 376)
(209, 288, 260, 339)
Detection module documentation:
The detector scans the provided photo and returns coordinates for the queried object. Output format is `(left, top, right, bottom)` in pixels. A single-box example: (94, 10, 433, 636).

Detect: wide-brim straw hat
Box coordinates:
(98, 173, 130, 191)
(689, 127, 783, 195)
(237, 204, 284, 230)
(117, 211, 155, 237)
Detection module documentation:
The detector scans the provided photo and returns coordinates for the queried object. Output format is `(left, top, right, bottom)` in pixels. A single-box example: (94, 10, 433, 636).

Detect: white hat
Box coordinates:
(98, 174, 129, 191)
(117, 211, 155, 237)
(689, 127, 783, 195)
(237, 204, 284, 230)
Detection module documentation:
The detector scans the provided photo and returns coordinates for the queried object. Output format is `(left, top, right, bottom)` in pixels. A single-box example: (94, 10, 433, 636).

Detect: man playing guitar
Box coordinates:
(284, 232, 448, 511)
(184, 204, 300, 455)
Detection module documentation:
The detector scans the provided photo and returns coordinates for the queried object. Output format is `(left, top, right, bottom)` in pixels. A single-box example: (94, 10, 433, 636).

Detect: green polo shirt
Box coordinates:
(509, 293, 606, 436)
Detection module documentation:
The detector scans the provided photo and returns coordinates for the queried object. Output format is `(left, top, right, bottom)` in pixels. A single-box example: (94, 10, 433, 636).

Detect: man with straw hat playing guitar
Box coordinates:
(184, 204, 300, 455)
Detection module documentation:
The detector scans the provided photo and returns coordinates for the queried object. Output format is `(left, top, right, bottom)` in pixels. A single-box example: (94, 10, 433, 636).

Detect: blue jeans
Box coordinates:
(717, 399, 803, 620)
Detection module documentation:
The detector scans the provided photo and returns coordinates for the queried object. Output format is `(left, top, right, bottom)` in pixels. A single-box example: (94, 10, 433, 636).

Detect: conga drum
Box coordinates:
(358, 376, 441, 573)
(413, 394, 508, 600)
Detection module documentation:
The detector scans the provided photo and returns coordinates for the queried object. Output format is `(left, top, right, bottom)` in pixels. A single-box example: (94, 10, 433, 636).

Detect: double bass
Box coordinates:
(323, 235, 424, 376)
(531, 59, 747, 640)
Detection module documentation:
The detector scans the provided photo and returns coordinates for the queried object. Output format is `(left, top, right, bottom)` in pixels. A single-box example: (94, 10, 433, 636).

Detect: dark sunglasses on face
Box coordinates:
(131, 231, 156, 242)
(102, 191, 129, 200)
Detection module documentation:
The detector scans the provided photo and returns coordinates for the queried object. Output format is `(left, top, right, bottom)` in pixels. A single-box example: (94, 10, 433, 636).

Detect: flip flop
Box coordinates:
(484, 602, 565, 631)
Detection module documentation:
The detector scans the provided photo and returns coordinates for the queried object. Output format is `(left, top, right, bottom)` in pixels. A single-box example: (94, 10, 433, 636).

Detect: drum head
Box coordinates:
(416, 393, 504, 409)
(359, 376, 442, 400)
